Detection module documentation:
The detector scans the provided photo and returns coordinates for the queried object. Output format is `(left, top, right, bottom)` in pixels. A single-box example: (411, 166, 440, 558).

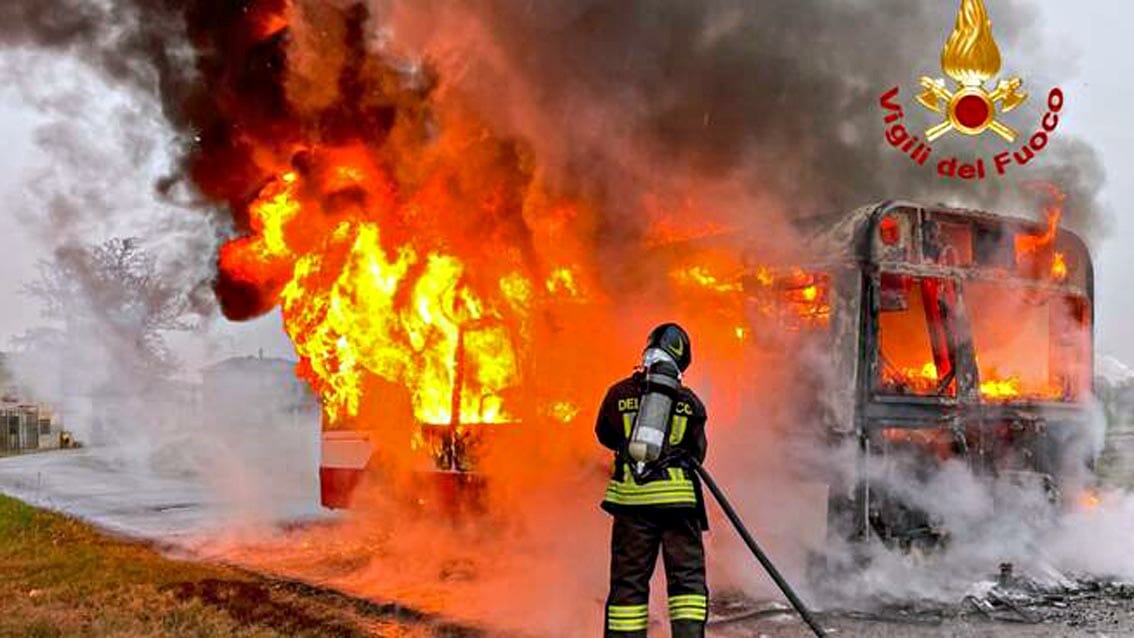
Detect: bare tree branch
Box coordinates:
(19, 236, 193, 376)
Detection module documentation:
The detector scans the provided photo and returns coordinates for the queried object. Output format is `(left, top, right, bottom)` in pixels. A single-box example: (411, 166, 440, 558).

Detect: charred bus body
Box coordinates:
(764, 201, 1094, 548)
(318, 200, 1094, 544)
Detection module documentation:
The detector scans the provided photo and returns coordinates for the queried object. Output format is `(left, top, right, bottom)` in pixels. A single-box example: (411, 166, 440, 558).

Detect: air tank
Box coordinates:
(628, 356, 682, 467)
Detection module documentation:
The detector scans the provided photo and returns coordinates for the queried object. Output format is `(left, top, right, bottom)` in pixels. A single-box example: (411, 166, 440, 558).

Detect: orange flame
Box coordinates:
(545, 267, 583, 298)
(1015, 184, 1070, 283)
(1051, 252, 1068, 282)
(669, 262, 831, 333)
(979, 375, 1023, 401)
(882, 361, 1066, 402)
(671, 266, 742, 294)
(882, 362, 944, 395)
(277, 219, 522, 425)
(217, 132, 557, 430)
(1078, 488, 1102, 511)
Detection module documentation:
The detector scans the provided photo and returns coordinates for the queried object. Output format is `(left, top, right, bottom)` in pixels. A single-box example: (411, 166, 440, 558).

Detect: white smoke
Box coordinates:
(0, 53, 321, 528)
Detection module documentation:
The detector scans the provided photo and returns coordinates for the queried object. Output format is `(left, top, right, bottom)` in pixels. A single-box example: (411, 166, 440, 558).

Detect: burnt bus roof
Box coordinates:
(792, 201, 882, 264)
(794, 200, 1094, 282)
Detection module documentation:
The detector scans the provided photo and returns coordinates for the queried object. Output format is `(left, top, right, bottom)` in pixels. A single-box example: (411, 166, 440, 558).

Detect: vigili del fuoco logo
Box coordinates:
(879, 0, 1064, 180)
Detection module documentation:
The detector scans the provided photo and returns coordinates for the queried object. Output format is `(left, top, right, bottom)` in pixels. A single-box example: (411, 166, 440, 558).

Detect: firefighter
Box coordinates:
(596, 323, 709, 637)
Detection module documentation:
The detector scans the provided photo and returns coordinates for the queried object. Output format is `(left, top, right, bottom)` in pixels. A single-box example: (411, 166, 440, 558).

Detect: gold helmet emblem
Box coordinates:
(916, 0, 1027, 142)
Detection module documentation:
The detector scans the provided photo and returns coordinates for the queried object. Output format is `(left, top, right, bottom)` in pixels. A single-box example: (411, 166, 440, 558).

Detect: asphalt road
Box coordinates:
(0, 448, 324, 539)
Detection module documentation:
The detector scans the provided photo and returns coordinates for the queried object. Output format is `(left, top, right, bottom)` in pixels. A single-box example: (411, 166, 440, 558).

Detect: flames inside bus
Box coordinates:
(765, 202, 1095, 549)
(318, 200, 1095, 553)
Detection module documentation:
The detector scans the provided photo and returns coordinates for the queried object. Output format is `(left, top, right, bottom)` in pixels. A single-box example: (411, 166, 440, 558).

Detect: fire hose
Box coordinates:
(692, 463, 827, 637)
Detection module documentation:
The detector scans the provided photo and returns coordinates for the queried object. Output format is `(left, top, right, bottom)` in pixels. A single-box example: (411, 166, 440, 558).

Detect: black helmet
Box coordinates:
(645, 323, 692, 372)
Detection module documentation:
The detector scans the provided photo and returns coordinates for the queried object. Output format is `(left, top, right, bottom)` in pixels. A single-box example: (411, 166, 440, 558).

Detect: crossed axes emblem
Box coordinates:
(916, 76, 1027, 143)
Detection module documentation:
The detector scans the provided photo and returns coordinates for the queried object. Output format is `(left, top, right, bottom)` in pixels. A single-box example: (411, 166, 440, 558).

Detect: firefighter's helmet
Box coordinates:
(645, 323, 692, 372)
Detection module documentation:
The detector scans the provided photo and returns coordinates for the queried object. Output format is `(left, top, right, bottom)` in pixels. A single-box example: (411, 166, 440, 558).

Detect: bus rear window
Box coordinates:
(923, 220, 973, 267)
(877, 274, 957, 398)
(966, 281, 1090, 402)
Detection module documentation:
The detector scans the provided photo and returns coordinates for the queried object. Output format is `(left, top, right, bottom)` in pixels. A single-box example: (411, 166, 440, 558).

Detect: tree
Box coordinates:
(20, 236, 193, 378)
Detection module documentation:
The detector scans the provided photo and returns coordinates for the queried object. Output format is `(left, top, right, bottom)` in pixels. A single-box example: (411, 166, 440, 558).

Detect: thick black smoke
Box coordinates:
(1, 0, 1109, 249)
(385, 0, 1106, 238)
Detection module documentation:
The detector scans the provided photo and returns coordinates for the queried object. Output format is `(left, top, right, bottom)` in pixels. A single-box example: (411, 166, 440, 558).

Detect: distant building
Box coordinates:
(200, 354, 319, 424)
(0, 352, 67, 453)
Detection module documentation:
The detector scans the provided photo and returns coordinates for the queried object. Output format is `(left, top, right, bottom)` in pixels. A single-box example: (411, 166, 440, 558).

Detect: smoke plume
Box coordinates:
(383, 0, 1106, 238)
(0, 0, 1110, 270)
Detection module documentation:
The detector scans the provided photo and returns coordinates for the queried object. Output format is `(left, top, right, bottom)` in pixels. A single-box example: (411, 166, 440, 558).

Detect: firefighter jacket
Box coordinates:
(596, 371, 708, 528)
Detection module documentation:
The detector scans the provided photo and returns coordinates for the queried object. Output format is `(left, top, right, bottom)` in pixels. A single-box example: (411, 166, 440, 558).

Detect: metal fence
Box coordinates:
(0, 406, 51, 452)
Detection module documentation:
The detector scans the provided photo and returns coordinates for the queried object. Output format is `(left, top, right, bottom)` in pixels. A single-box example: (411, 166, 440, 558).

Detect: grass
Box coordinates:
(0, 494, 430, 637)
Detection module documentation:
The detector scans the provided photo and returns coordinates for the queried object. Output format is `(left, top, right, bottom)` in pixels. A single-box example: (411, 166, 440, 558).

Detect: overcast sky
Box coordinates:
(0, 1, 1131, 369)
(1038, 2, 1134, 365)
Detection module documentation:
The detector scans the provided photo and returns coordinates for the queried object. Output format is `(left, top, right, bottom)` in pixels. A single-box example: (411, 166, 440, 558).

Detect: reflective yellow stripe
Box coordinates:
(667, 467, 686, 481)
(606, 483, 694, 495)
(668, 594, 707, 606)
(669, 415, 688, 445)
(666, 593, 703, 621)
(607, 618, 649, 631)
(606, 604, 649, 632)
(605, 495, 695, 506)
(607, 604, 648, 618)
(669, 594, 708, 621)
(622, 413, 635, 438)
(604, 477, 697, 506)
(607, 489, 694, 498)
(605, 487, 696, 499)
(606, 481, 694, 494)
(604, 494, 696, 505)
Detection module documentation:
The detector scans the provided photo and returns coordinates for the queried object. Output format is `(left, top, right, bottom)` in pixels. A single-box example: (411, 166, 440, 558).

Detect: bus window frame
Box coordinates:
(867, 264, 1093, 407)
(871, 270, 961, 402)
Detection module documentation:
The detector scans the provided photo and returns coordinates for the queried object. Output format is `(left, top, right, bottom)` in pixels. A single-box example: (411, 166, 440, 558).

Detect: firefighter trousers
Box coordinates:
(604, 510, 707, 637)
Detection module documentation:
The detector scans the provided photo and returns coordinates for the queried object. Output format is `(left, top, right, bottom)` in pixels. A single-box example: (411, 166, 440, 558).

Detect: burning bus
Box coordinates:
(319, 197, 1094, 550)
(319, 319, 518, 510)
(758, 199, 1094, 548)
